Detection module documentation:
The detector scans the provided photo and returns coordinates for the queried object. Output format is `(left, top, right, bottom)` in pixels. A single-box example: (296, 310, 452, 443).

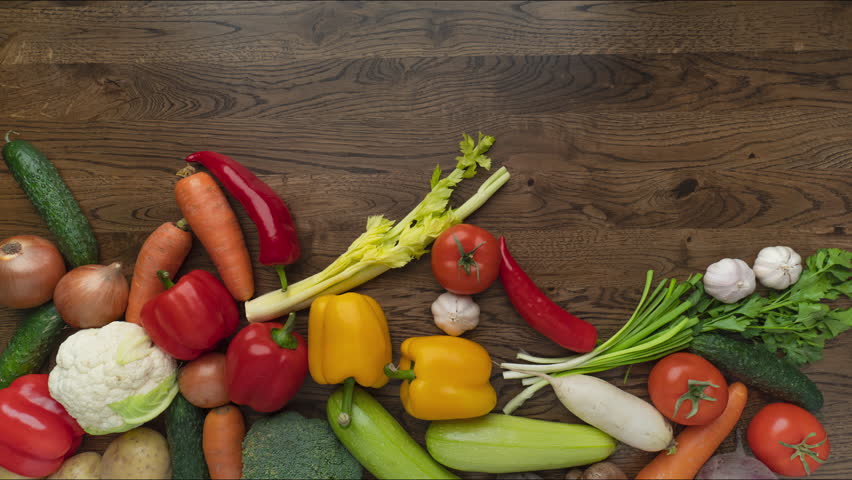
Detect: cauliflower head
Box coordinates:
(48, 321, 178, 435)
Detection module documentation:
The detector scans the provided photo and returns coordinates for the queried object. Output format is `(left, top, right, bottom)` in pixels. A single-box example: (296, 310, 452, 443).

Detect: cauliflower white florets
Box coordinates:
(48, 321, 177, 435)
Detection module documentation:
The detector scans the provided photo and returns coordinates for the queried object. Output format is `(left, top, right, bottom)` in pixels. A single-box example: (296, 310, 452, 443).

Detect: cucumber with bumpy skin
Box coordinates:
(690, 333, 823, 411)
(165, 392, 209, 480)
(3, 131, 98, 268)
(0, 303, 66, 389)
(1, 132, 98, 388)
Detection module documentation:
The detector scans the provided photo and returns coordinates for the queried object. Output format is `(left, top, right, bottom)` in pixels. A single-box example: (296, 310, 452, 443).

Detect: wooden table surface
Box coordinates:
(2, 1, 851, 478)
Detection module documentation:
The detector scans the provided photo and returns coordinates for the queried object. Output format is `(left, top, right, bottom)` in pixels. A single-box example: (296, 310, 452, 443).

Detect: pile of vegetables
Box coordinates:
(501, 247, 851, 413)
(0, 129, 849, 480)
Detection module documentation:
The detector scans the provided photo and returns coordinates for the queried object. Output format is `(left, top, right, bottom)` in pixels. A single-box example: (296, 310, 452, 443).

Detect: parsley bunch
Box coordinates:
(696, 248, 852, 366)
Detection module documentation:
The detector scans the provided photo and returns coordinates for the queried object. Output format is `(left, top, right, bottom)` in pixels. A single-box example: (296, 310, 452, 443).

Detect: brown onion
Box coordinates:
(178, 352, 229, 408)
(54, 262, 129, 328)
(0, 235, 66, 309)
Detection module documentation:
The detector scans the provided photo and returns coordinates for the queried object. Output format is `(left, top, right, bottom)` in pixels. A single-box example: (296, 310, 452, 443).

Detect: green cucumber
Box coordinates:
(3, 132, 98, 268)
(425, 414, 616, 474)
(165, 392, 209, 480)
(327, 386, 458, 480)
(0, 303, 66, 388)
(690, 333, 823, 411)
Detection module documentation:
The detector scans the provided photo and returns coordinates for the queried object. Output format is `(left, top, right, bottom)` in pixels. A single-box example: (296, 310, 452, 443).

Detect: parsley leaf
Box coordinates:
(698, 248, 852, 367)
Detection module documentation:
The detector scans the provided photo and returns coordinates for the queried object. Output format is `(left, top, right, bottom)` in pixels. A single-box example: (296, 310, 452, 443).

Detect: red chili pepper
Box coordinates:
(185, 150, 300, 290)
(225, 313, 308, 413)
(140, 270, 239, 361)
(498, 236, 597, 352)
(0, 374, 84, 478)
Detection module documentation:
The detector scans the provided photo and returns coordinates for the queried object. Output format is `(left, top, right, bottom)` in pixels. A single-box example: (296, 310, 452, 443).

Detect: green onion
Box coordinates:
(501, 271, 703, 414)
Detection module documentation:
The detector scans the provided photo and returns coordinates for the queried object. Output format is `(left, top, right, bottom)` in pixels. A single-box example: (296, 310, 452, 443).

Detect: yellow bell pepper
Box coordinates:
(308, 292, 392, 427)
(385, 335, 497, 421)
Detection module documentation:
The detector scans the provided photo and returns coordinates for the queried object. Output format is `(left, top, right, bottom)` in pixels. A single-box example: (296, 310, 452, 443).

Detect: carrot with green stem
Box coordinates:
(635, 382, 749, 480)
(126, 219, 192, 324)
(175, 169, 254, 301)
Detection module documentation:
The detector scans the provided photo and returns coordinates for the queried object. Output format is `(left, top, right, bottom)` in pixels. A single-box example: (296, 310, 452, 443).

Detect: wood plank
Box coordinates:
(1, 1, 851, 65)
(5, 52, 852, 122)
(0, 106, 851, 177)
(2, 165, 850, 237)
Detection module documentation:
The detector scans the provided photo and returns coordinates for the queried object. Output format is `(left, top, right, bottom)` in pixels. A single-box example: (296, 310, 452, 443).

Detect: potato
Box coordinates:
(564, 468, 585, 480)
(581, 462, 627, 480)
(47, 452, 101, 479)
(100, 427, 170, 479)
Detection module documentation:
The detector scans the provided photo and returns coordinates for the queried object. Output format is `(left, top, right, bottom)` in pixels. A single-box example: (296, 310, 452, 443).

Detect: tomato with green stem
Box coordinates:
(748, 403, 830, 477)
(648, 352, 728, 425)
(431, 224, 499, 295)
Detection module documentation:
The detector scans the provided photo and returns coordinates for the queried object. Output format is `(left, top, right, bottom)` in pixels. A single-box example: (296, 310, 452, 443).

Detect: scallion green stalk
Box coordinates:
(501, 271, 703, 414)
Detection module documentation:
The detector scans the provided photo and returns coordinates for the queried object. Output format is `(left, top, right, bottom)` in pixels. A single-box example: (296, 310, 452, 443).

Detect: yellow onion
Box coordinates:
(0, 235, 66, 309)
(54, 262, 129, 328)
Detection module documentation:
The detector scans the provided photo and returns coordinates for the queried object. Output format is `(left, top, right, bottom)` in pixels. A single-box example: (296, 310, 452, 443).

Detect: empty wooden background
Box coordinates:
(1, 1, 851, 478)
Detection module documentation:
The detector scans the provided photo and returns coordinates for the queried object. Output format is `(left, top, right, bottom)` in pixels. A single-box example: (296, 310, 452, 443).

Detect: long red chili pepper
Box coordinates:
(185, 151, 299, 290)
(498, 236, 597, 352)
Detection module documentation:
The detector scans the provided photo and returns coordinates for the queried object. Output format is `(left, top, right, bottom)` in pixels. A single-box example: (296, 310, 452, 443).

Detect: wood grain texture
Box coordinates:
(1, 1, 851, 479)
(5, 53, 852, 122)
(2, 1, 852, 64)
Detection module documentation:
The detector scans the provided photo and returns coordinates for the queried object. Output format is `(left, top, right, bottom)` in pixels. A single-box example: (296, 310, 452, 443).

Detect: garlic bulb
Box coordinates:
(753, 246, 802, 290)
(431, 292, 480, 336)
(703, 258, 756, 304)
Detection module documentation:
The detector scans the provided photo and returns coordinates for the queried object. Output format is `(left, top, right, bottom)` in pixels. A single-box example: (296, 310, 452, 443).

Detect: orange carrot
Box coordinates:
(126, 219, 192, 324)
(175, 170, 254, 300)
(635, 382, 748, 480)
(203, 404, 246, 480)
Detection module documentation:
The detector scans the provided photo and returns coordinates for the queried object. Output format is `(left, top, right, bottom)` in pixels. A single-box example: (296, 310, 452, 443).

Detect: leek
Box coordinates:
(246, 133, 510, 322)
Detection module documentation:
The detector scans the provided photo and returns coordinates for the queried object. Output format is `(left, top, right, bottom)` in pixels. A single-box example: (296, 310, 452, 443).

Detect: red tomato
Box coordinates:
(431, 224, 499, 295)
(647, 352, 728, 425)
(748, 403, 830, 477)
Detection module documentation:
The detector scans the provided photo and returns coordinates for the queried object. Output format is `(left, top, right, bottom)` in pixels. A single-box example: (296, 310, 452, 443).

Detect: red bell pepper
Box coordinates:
(140, 270, 239, 361)
(0, 374, 84, 478)
(498, 236, 598, 352)
(225, 312, 308, 412)
(185, 151, 300, 290)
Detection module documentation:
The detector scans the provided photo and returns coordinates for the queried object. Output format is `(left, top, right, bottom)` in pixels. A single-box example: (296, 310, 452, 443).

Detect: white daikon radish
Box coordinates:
(515, 371, 673, 452)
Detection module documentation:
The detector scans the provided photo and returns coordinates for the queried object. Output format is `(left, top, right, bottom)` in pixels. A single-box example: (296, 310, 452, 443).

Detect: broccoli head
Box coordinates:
(242, 410, 362, 479)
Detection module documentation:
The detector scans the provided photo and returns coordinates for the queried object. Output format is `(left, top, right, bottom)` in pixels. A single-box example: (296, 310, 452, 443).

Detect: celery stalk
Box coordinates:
(245, 134, 510, 323)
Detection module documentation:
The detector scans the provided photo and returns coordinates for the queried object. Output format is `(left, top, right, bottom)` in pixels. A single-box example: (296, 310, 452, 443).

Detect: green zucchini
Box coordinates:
(165, 392, 209, 480)
(690, 333, 823, 411)
(3, 132, 98, 268)
(0, 303, 66, 388)
(425, 414, 616, 474)
(327, 386, 458, 480)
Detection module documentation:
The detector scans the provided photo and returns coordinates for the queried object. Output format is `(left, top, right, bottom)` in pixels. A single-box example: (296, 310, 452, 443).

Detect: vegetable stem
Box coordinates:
(384, 363, 417, 381)
(778, 432, 827, 475)
(275, 265, 288, 291)
(338, 377, 356, 428)
(157, 270, 176, 289)
(270, 313, 298, 350)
